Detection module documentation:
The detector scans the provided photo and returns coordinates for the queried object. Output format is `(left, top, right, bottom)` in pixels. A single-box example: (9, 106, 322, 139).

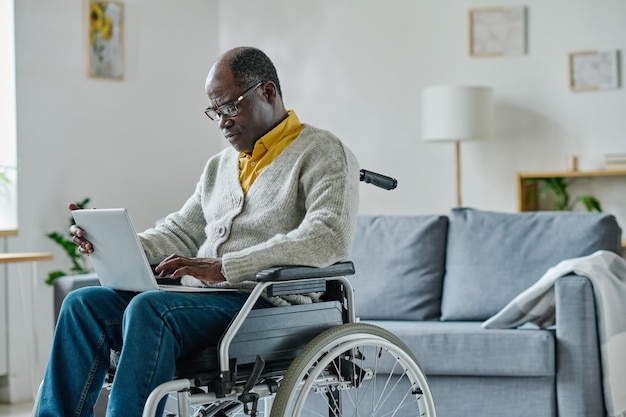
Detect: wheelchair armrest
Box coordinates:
(255, 261, 355, 282)
(255, 262, 355, 298)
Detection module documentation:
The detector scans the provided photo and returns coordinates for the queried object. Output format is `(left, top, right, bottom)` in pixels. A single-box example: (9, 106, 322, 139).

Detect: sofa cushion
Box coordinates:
(370, 320, 555, 377)
(349, 215, 447, 320)
(53, 273, 100, 322)
(440, 208, 622, 321)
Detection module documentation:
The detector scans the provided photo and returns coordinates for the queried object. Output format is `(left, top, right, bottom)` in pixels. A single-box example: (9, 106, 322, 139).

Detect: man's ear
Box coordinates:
(261, 81, 277, 103)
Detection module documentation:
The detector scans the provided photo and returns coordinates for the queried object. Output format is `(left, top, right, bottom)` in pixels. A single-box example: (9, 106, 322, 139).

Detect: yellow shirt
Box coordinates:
(239, 110, 304, 195)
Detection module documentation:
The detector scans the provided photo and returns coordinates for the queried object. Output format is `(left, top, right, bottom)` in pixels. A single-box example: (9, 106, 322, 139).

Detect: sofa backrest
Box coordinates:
(349, 215, 448, 321)
(440, 208, 623, 321)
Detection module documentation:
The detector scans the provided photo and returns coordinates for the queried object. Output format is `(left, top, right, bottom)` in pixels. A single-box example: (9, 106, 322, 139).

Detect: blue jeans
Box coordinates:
(37, 286, 272, 417)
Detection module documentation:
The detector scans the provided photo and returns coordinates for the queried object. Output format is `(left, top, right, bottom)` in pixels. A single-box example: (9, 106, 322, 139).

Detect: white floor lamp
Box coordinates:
(422, 85, 493, 207)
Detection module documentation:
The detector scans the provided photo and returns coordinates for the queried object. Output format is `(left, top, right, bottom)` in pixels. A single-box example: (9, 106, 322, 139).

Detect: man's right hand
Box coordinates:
(69, 203, 94, 254)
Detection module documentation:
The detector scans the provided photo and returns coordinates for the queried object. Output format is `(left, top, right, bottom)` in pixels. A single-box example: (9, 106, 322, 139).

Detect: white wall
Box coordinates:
(5, 0, 221, 403)
(0, 0, 18, 230)
(4, 0, 626, 403)
(217, 0, 626, 219)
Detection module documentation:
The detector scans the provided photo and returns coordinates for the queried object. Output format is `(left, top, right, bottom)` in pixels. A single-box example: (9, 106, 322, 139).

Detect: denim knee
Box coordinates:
(121, 291, 168, 334)
(59, 286, 113, 318)
(124, 290, 168, 316)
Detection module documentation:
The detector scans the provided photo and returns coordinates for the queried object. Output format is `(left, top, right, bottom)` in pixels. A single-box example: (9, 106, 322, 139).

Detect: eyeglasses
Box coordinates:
(204, 81, 265, 121)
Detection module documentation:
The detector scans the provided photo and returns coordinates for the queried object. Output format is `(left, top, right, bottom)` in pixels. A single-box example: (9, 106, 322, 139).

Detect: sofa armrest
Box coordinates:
(53, 273, 100, 322)
(555, 275, 604, 417)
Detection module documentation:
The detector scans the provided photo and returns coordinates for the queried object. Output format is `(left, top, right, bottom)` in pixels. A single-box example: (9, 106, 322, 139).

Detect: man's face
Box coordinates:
(205, 64, 274, 154)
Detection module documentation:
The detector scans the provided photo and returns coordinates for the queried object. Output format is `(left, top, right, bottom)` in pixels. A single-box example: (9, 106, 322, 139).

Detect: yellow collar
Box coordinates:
(238, 110, 304, 195)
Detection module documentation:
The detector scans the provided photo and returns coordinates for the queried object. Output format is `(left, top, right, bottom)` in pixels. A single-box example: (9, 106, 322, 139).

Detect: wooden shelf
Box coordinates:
(0, 252, 53, 264)
(517, 169, 626, 249)
(517, 169, 626, 211)
(0, 229, 18, 238)
(518, 169, 626, 181)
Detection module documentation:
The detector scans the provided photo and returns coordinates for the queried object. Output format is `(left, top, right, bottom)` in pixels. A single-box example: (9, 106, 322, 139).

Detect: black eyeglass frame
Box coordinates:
(204, 81, 265, 121)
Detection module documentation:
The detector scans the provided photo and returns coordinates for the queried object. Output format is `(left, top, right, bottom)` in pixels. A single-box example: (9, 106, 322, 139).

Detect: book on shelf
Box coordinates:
(605, 163, 626, 171)
(604, 154, 626, 170)
(605, 153, 626, 161)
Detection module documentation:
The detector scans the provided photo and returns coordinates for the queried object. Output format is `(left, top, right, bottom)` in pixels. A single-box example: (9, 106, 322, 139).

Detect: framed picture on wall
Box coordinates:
(86, 0, 124, 80)
(469, 6, 527, 57)
(569, 50, 621, 91)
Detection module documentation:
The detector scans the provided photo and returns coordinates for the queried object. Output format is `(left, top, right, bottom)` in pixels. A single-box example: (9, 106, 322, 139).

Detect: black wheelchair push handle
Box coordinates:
(359, 169, 397, 190)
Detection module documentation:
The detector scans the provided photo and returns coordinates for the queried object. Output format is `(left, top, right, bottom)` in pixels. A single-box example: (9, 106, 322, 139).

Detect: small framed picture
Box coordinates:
(569, 50, 621, 91)
(469, 6, 527, 57)
(86, 0, 124, 80)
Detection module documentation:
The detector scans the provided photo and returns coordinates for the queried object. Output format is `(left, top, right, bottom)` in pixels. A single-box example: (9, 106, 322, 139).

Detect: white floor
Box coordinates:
(0, 401, 32, 417)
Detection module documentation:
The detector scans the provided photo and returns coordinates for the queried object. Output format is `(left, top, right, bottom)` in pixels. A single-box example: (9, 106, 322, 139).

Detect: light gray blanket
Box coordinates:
(483, 250, 626, 417)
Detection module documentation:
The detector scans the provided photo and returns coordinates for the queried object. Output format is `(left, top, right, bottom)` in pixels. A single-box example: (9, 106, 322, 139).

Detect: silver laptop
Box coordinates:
(71, 208, 234, 293)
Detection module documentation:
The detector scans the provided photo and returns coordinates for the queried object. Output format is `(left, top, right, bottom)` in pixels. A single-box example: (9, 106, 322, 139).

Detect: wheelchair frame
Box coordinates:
(141, 263, 436, 417)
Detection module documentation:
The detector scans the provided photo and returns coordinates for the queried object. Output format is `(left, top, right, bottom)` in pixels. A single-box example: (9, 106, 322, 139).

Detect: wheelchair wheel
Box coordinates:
(271, 323, 436, 417)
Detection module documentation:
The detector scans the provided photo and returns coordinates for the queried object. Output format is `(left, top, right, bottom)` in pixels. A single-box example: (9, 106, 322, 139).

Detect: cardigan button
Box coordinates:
(217, 226, 226, 237)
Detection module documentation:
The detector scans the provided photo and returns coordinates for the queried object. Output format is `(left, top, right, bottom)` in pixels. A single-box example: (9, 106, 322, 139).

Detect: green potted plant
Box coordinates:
(526, 177, 602, 212)
(45, 197, 92, 285)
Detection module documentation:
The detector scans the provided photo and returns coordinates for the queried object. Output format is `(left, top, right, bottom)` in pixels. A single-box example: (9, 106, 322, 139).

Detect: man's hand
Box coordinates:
(68, 203, 94, 254)
(155, 254, 226, 283)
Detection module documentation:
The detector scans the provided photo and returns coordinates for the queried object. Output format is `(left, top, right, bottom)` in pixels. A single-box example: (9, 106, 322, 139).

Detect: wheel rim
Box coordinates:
(285, 335, 432, 416)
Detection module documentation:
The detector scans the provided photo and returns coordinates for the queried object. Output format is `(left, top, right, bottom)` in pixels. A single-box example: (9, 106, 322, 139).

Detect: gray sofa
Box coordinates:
(348, 207, 623, 417)
(53, 207, 622, 417)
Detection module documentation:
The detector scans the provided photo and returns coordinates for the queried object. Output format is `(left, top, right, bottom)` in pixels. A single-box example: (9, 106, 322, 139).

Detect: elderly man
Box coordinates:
(37, 46, 359, 417)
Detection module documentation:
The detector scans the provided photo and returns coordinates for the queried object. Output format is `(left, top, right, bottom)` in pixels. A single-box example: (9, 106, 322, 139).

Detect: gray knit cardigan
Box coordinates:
(138, 124, 360, 306)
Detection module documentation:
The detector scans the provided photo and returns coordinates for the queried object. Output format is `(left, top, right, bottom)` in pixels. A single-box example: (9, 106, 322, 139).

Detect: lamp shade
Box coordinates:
(422, 86, 493, 142)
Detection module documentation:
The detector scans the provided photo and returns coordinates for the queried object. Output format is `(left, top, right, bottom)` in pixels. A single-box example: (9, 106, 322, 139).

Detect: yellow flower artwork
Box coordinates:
(87, 1, 123, 79)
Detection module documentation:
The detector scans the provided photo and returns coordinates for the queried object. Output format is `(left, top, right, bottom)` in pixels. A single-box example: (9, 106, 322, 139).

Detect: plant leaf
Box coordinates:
(577, 196, 603, 212)
(46, 270, 68, 286)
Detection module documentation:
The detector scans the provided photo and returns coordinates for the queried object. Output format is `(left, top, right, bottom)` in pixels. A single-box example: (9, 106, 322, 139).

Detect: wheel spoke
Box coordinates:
(271, 323, 436, 417)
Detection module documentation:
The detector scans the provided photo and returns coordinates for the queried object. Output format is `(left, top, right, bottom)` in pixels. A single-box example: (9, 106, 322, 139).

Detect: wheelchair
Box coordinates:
(36, 170, 437, 417)
(137, 261, 437, 417)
